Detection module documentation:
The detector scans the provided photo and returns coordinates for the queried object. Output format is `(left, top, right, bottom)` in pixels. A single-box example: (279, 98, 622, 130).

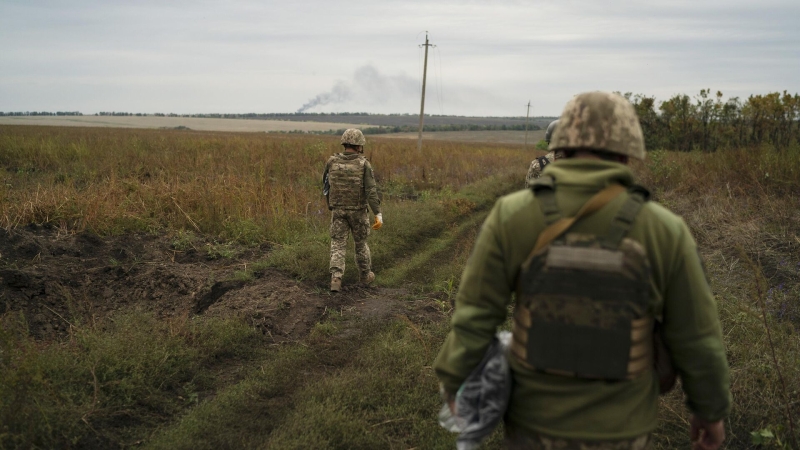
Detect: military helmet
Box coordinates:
(341, 128, 366, 146)
(544, 119, 559, 144)
(549, 92, 645, 160)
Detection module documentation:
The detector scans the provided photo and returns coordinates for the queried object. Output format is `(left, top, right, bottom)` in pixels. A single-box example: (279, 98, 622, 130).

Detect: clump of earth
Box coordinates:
(0, 226, 442, 341)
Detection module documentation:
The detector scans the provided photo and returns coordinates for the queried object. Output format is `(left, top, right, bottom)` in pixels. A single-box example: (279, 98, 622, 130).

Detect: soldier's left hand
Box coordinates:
(372, 213, 383, 230)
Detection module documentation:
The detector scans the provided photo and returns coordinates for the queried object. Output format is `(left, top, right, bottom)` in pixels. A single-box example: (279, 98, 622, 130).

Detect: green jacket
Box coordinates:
(434, 159, 730, 440)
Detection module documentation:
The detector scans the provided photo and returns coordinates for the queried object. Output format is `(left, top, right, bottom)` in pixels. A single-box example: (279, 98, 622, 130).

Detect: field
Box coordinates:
(0, 116, 377, 133)
(0, 115, 549, 145)
(381, 129, 546, 145)
(1, 125, 799, 449)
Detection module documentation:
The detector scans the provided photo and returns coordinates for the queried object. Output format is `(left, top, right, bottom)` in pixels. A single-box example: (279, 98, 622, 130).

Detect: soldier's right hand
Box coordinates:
(690, 415, 725, 450)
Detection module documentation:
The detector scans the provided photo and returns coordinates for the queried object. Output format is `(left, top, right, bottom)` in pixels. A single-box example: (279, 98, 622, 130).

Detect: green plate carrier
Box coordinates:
(511, 176, 654, 381)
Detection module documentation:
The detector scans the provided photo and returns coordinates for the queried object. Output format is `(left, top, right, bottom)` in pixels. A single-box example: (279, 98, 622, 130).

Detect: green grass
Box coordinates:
(0, 311, 261, 448)
(3, 125, 800, 448)
(265, 172, 520, 288)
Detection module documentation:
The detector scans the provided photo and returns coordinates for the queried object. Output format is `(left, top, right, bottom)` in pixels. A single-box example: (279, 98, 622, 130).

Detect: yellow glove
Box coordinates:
(372, 213, 383, 230)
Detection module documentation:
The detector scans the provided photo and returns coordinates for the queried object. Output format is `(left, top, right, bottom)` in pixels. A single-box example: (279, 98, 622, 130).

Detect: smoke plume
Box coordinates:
(297, 65, 418, 113)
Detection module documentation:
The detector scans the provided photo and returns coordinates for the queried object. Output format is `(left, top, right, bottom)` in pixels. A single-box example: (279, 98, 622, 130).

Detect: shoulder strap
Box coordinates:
(532, 183, 627, 254)
(530, 176, 560, 226)
(600, 185, 650, 249)
(536, 156, 550, 169)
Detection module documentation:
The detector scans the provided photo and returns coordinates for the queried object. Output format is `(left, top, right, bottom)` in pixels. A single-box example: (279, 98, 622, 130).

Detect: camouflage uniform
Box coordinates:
(329, 208, 372, 279)
(525, 150, 563, 187)
(525, 120, 563, 187)
(324, 129, 381, 286)
(436, 93, 730, 449)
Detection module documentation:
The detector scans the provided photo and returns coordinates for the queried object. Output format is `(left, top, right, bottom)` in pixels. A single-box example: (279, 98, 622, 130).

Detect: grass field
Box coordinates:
(0, 115, 548, 145)
(380, 129, 546, 145)
(1, 125, 799, 449)
(0, 115, 378, 133)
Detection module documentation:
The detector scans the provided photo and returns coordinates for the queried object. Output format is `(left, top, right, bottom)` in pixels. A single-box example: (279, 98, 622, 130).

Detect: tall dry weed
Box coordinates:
(0, 126, 532, 243)
(637, 145, 800, 448)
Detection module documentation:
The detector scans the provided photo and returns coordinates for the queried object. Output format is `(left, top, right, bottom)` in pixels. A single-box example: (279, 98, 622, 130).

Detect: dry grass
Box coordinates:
(0, 125, 534, 244)
(380, 129, 547, 145)
(2, 124, 799, 448)
(636, 146, 800, 449)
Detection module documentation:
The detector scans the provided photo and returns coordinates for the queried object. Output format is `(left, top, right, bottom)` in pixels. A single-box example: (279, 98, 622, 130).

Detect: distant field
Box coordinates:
(0, 115, 548, 145)
(379, 129, 546, 145)
(0, 115, 376, 132)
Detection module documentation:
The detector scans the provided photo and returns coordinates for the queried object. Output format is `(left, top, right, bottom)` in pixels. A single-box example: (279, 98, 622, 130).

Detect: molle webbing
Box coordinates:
(513, 180, 653, 381)
(328, 156, 366, 210)
(511, 304, 653, 379)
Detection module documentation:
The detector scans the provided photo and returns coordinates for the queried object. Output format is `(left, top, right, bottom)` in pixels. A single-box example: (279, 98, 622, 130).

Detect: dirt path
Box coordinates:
(0, 227, 440, 342)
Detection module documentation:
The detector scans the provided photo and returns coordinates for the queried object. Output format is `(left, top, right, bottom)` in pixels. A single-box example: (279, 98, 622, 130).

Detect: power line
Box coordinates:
(417, 32, 435, 154)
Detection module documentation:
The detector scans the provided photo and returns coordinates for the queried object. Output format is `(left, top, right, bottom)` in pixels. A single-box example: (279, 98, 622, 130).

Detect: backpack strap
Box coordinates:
(532, 183, 627, 254)
(601, 185, 650, 249)
(530, 176, 561, 226)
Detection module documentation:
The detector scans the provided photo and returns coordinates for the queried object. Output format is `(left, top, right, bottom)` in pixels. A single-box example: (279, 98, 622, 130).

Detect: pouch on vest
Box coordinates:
(328, 155, 366, 210)
(511, 178, 656, 382)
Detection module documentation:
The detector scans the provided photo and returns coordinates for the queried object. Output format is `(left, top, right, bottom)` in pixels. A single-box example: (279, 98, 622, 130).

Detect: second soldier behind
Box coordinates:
(323, 129, 382, 292)
(525, 119, 564, 187)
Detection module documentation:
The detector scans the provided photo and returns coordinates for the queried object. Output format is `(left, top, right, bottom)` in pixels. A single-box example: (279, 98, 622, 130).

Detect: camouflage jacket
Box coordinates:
(525, 151, 564, 188)
(323, 152, 380, 214)
(435, 159, 730, 441)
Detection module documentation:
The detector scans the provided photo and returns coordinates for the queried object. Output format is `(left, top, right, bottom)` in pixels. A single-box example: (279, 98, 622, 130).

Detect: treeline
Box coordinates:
(624, 90, 800, 151)
(1, 111, 82, 116)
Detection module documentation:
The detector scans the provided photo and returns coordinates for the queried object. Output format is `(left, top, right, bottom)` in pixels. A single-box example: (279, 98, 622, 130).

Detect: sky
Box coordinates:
(1, 0, 798, 117)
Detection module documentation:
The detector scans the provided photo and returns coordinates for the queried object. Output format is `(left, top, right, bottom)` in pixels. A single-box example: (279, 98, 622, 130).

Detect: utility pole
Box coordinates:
(417, 32, 434, 154)
(524, 100, 531, 151)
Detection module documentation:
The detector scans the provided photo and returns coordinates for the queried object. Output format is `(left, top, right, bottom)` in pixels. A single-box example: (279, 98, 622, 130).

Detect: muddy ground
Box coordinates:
(0, 226, 442, 342)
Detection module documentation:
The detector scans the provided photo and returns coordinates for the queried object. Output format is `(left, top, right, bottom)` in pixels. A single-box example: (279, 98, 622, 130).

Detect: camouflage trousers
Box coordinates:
(505, 426, 651, 450)
(329, 208, 371, 279)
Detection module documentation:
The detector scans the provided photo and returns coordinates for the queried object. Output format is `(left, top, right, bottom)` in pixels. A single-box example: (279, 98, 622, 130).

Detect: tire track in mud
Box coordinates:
(377, 206, 489, 290)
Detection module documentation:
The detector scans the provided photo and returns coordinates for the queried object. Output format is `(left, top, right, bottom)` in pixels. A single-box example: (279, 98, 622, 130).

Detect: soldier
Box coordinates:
(525, 119, 564, 187)
(323, 129, 382, 292)
(435, 92, 730, 449)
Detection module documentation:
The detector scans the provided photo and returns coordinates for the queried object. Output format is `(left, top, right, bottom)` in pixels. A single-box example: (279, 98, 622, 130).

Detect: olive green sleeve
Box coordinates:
(434, 202, 513, 394)
(363, 161, 381, 215)
(662, 221, 731, 421)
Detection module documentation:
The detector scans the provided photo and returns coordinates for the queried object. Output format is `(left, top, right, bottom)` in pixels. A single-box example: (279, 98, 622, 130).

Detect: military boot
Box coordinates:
(360, 271, 375, 285)
(330, 276, 342, 292)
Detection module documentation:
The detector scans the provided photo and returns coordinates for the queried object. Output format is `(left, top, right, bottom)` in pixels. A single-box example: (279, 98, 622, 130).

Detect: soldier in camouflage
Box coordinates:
(323, 129, 382, 292)
(525, 119, 564, 187)
(436, 92, 730, 449)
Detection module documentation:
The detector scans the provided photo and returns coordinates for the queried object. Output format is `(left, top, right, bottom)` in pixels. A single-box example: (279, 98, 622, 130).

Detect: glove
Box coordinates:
(372, 213, 383, 230)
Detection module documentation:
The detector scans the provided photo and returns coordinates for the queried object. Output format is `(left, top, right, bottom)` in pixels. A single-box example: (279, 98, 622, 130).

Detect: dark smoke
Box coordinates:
(297, 65, 418, 113)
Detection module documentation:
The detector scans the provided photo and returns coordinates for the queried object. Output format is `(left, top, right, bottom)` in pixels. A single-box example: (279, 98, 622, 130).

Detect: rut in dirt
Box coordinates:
(0, 226, 443, 343)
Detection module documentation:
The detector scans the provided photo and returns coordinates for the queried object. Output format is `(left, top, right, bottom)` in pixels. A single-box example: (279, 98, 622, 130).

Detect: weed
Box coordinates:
(205, 242, 237, 260)
(171, 229, 197, 251)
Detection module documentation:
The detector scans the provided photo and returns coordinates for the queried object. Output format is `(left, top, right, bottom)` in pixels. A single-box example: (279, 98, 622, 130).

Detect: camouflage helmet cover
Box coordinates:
(341, 128, 366, 146)
(544, 119, 559, 144)
(549, 92, 645, 160)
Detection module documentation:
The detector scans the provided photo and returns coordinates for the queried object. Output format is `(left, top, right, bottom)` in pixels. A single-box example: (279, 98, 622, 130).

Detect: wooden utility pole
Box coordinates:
(524, 100, 531, 150)
(417, 33, 434, 153)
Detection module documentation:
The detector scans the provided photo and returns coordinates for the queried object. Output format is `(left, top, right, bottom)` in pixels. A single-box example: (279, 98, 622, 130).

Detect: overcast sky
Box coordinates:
(1, 0, 798, 117)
